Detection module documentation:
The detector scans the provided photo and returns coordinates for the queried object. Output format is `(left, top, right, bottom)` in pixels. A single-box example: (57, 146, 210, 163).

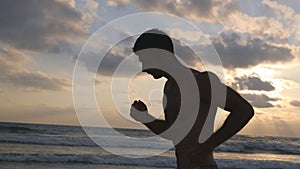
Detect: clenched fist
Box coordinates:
(130, 100, 155, 123)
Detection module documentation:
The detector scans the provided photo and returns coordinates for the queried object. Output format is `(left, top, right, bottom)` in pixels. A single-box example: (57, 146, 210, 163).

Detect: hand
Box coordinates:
(132, 100, 147, 112)
(130, 100, 155, 123)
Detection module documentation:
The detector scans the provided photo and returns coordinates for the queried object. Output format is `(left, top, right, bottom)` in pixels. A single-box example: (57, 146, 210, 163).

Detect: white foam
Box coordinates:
(0, 153, 176, 168)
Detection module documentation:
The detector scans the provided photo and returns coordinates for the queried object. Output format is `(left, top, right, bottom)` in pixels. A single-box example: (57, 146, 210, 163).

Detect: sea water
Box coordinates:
(0, 122, 299, 169)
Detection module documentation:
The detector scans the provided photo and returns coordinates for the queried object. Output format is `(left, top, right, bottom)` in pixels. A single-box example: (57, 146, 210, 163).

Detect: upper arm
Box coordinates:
(224, 86, 254, 117)
(163, 81, 179, 125)
(202, 71, 252, 116)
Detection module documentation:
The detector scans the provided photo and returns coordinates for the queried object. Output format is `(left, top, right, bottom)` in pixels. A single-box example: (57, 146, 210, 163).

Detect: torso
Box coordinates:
(163, 69, 219, 168)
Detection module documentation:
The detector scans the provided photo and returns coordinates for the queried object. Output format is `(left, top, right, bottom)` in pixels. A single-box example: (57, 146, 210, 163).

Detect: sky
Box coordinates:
(0, 0, 299, 137)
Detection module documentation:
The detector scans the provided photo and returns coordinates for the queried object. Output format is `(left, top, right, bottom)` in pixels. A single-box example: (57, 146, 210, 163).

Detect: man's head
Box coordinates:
(133, 29, 174, 79)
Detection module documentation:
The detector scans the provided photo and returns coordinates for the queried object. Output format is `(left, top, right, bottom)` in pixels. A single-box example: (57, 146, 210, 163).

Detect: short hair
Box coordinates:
(133, 29, 174, 53)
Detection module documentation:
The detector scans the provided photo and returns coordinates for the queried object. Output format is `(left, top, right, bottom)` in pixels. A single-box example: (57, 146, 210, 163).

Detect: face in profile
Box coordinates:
(137, 54, 165, 79)
(142, 68, 164, 79)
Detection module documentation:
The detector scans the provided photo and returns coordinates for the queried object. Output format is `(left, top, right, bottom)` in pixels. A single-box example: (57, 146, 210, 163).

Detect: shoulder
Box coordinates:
(206, 71, 221, 83)
(164, 79, 173, 93)
(191, 69, 221, 84)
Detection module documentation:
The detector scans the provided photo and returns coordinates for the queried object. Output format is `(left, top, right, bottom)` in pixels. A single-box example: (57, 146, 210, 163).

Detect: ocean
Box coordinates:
(0, 122, 299, 169)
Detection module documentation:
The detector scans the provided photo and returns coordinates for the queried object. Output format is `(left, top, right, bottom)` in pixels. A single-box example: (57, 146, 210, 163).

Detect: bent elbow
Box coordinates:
(238, 102, 254, 120)
(246, 103, 254, 119)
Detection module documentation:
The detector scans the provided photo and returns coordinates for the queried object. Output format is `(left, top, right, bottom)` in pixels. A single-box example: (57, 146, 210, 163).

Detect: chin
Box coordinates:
(152, 74, 163, 79)
(143, 70, 163, 79)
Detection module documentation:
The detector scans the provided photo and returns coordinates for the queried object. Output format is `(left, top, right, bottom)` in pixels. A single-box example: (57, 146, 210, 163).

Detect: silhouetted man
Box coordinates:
(130, 29, 254, 169)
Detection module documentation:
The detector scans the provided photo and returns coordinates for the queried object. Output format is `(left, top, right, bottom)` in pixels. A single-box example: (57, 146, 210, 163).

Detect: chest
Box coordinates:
(163, 79, 212, 106)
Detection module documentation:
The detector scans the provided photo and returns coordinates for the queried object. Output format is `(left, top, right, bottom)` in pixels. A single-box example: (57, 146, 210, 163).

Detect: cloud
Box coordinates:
(75, 32, 201, 76)
(290, 100, 300, 107)
(107, 0, 130, 7)
(76, 0, 100, 23)
(242, 93, 280, 108)
(262, 0, 300, 41)
(167, 28, 203, 42)
(0, 45, 70, 91)
(3, 71, 70, 92)
(0, 45, 32, 73)
(173, 39, 202, 67)
(0, 104, 78, 125)
(78, 50, 135, 77)
(74, 26, 295, 84)
(0, 0, 98, 52)
(232, 75, 275, 91)
(75, 35, 136, 76)
(212, 31, 294, 68)
(224, 11, 289, 41)
(104, 0, 297, 47)
(134, 0, 239, 22)
(262, 0, 295, 21)
(134, 0, 288, 38)
(133, 0, 295, 43)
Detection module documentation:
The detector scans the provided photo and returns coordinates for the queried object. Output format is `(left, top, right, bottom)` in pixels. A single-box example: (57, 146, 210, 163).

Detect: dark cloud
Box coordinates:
(212, 31, 294, 68)
(2, 71, 70, 91)
(75, 29, 295, 79)
(75, 33, 200, 76)
(78, 50, 135, 77)
(232, 75, 275, 91)
(0, 0, 88, 52)
(290, 100, 300, 107)
(75, 35, 136, 76)
(173, 39, 200, 67)
(242, 93, 280, 108)
(0, 45, 70, 91)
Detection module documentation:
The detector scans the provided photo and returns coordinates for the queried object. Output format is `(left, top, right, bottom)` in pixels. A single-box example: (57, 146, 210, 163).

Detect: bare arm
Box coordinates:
(143, 119, 171, 136)
(204, 86, 254, 150)
(130, 100, 172, 140)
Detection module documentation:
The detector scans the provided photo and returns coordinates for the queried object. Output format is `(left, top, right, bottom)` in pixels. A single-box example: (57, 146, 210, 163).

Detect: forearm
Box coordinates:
(143, 119, 171, 139)
(205, 108, 254, 149)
